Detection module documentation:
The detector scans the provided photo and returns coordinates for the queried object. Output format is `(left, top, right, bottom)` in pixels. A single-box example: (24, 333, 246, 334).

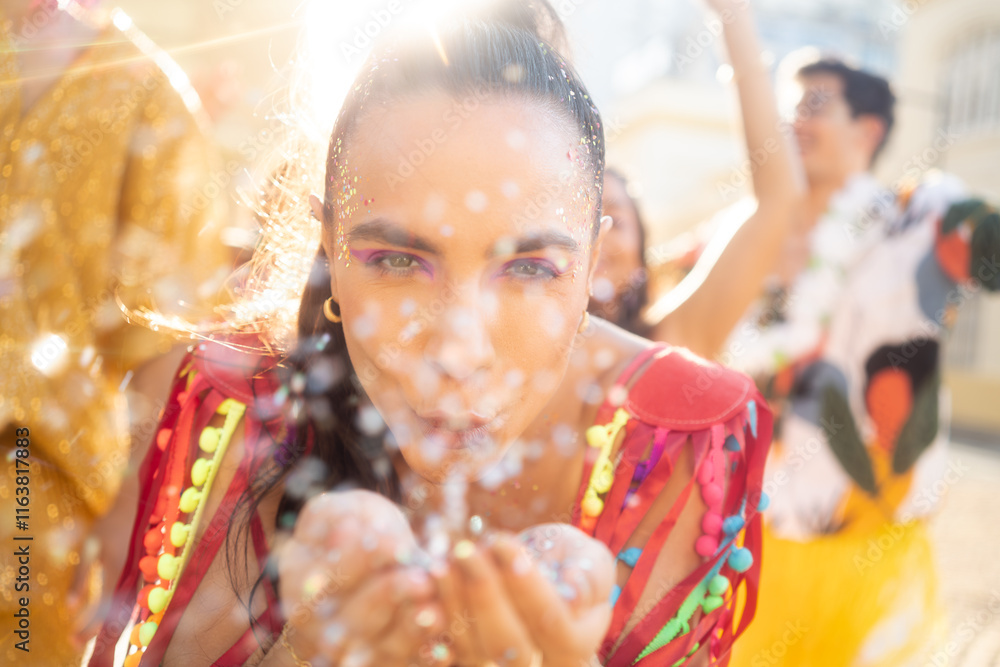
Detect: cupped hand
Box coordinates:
(277, 490, 448, 666)
(435, 523, 616, 667)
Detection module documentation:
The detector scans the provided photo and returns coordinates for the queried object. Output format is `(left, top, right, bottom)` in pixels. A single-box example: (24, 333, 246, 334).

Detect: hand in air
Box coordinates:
(277, 490, 447, 666)
(436, 522, 616, 667)
(703, 0, 750, 14)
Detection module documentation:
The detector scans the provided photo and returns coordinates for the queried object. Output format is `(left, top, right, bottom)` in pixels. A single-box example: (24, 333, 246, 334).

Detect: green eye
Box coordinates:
(384, 254, 415, 269)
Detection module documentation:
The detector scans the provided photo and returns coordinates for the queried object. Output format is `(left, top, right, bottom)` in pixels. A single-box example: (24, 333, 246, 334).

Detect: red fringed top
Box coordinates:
(89, 337, 771, 666)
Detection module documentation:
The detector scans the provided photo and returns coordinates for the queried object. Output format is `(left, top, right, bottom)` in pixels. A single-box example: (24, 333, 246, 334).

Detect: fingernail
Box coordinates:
(491, 536, 519, 568)
(414, 605, 438, 629)
(453, 539, 476, 560)
(453, 540, 485, 580)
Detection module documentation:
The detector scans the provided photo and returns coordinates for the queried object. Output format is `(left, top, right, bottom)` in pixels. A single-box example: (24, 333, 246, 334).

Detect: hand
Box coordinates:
(436, 523, 615, 667)
(703, 0, 750, 14)
(277, 490, 447, 666)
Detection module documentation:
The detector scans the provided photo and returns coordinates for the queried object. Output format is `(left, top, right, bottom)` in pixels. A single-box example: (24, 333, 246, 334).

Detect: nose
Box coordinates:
(423, 282, 496, 382)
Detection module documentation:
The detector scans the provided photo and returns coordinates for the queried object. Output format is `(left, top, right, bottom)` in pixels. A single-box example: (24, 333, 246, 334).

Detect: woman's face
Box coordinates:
(593, 173, 643, 311)
(321, 93, 607, 483)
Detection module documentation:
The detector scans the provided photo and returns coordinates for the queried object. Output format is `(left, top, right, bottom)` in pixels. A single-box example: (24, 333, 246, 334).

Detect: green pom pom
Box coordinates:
(708, 574, 730, 596)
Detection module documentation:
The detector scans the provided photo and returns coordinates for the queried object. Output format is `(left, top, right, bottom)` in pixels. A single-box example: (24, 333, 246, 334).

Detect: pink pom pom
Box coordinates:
(696, 460, 714, 486)
(702, 483, 724, 510)
(695, 535, 718, 558)
(701, 511, 723, 535)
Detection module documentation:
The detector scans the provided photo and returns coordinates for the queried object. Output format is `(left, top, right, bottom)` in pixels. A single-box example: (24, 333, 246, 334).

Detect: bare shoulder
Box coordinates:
(572, 316, 655, 390)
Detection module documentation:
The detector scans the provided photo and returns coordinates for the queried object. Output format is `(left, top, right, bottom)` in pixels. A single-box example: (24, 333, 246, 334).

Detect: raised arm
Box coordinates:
(647, 0, 803, 358)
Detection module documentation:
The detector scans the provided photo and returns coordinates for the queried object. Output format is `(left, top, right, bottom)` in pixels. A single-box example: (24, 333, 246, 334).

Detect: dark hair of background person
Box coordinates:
(797, 56, 897, 164)
(225, 0, 607, 642)
(601, 168, 651, 337)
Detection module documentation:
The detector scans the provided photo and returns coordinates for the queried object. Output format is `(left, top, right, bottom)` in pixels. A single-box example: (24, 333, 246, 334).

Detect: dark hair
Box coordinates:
(797, 56, 896, 163)
(231, 0, 606, 643)
(599, 168, 650, 336)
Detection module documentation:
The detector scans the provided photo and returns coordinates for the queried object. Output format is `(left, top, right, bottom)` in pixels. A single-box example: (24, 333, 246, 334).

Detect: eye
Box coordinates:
(503, 259, 559, 280)
(381, 254, 416, 269)
(362, 251, 429, 276)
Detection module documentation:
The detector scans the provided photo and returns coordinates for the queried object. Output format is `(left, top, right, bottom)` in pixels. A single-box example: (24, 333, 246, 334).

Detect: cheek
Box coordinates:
(491, 291, 580, 389)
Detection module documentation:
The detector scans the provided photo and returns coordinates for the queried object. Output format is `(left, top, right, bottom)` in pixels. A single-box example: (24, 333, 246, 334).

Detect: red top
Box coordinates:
(90, 336, 771, 666)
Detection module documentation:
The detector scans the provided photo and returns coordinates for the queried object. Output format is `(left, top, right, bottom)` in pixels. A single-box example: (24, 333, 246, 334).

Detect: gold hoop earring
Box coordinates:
(323, 296, 342, 323)
(577, 310, 590, 334)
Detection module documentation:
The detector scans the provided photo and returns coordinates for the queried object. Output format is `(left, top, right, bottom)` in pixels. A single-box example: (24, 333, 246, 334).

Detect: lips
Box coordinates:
(415, 411, 505, 450)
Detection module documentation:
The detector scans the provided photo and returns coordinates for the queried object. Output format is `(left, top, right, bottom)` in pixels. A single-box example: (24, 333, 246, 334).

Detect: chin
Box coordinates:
(400, 438, 507, 485)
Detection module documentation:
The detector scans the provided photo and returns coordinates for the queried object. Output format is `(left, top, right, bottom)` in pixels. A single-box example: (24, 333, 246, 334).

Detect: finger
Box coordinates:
(452, 540, 537, 666)
(491, 534, 612, 656)
(518, 525, 616, 609)
(340, 599, 447, 666)
(311, 567, 438, 664)
(282, 493, 419, 604)
(297, 490, 418, 562)
(431, 562, 478, 663)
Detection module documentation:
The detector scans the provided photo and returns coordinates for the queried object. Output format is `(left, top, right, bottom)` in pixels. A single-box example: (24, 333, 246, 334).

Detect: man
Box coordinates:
(725, 55, 998, 665)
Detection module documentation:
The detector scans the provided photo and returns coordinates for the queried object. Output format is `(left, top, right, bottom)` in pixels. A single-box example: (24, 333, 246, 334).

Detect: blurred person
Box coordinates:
(716, 55, 1000, 665)
(0, 1, 232, 664)
(590, 0, 802, 359)
(88, 2, 774, 666)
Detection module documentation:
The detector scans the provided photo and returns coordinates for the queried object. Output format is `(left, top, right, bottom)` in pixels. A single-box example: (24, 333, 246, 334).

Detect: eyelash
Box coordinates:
(366, 252, 428, 277)
(363, 252, 564, 282)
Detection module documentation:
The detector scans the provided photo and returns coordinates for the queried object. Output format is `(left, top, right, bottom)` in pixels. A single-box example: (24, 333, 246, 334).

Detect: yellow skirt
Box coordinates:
(731, 520, 946, 666)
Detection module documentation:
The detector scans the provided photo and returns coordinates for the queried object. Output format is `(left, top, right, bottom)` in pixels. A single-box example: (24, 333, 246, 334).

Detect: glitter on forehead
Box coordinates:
(329, 136, 364, 266)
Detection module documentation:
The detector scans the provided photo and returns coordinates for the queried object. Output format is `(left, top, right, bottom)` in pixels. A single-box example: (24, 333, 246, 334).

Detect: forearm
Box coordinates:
(717, 2, 801, 209)
(646, 4, 803, 357)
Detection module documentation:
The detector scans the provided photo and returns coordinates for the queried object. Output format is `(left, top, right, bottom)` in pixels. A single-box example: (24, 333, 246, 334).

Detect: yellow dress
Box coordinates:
(0, 11, 230, 666)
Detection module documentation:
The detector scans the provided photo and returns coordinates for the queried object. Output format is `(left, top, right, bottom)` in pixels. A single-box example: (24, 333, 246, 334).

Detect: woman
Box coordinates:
(591, 0, 802, 359)
(90, 2, 771, 665)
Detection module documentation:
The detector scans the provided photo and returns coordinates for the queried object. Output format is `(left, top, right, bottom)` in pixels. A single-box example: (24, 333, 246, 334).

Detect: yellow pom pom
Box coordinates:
(586, 425, 608, 448)
(179, 487, 202, 514)
(593, 461, 615, 494)
(138, 620, 158, 647)
(169, 522, 189, 548)
(156, 554, 179, 581)
(147, 587, 171, 614)
(582, 494, 604, 517)
(191, 458, 210, 487)
(198, 427, 220, 453)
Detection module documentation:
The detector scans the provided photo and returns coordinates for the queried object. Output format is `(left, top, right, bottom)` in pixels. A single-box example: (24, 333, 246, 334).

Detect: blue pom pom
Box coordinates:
(757, 492, 770, 512)
(618, 547, 642, 568)
(722, 516, 745, 535)
(728, 547, 753, 573)
(724, 435, 741, 452)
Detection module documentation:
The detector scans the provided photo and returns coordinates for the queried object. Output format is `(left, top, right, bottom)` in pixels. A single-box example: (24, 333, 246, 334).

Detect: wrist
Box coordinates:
(278, 624, 313, 667)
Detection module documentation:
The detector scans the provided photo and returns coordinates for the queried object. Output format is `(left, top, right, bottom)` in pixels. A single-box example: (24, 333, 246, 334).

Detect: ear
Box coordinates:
(586, 214, 614, 296)
(311, 192, 340, 301)
(856, 115, 887, 163)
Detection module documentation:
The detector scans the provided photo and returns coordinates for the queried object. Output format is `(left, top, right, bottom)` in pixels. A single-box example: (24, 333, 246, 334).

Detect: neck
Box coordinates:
(803, 169, 867, 227)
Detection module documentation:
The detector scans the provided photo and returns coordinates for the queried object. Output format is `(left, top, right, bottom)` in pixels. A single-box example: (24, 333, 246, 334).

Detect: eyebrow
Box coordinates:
(346, 218, 440, 254)
(499, 230, 581, 256)
(346, 217, 581, 256)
